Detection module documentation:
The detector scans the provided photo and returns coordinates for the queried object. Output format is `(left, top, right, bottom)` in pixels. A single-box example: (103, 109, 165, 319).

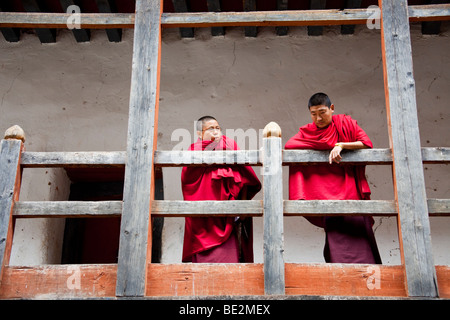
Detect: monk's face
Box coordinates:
(309, 104, 334, 128)
(199, 119, 222, 141)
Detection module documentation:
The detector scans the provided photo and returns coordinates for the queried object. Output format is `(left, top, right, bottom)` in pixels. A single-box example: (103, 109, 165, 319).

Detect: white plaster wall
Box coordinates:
(0, 23, 448, 266)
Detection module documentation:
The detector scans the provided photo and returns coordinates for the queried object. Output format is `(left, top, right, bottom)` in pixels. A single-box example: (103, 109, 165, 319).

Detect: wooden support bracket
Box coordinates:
(115, 0, 162, 297)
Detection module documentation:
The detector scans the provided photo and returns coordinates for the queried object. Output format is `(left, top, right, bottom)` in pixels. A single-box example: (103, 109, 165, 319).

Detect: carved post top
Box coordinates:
(263, 122, 281, 138)
(4, 125, 25, 142)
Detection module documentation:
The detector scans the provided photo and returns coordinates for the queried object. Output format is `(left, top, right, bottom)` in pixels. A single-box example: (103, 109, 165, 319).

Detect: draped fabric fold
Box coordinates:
(182, 135, 261, 262)
(285, 114, 381, 264)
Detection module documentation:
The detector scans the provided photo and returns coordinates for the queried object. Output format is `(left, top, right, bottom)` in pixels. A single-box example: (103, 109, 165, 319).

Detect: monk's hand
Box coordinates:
(329, 145, 343, 164)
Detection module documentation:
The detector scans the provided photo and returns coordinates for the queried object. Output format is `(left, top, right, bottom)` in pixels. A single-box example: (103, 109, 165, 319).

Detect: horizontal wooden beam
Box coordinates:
(0, 5, 448, 29)
(154, 150, 261, 167)
(12, 199, 450, 218)
(19, 148, 450, 168)
(283, 148, 393, 165)
(1, 263, 449, 298)
(151, 200, 263, 216)
(13, 201, 122, 218)
(0, 264, 117, 299)
(284, 200, 397, 216)
(21, 151, 126, 168)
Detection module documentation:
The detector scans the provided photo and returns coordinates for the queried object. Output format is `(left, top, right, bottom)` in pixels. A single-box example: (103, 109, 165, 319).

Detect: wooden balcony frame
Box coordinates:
(1, 0, 450, 299)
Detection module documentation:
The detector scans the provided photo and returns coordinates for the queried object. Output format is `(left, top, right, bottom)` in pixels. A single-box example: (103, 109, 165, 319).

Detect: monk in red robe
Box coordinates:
(285, 93, 382, 264)
(181, 116, 261, 263)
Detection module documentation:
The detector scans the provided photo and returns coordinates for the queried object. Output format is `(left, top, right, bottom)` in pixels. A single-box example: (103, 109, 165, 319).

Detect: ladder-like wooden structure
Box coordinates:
(1, 0, 450, 299)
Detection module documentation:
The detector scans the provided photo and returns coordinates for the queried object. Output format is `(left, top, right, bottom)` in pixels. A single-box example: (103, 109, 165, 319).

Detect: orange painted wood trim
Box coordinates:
(0, 264, 448, 299)
(0, 264, 117, 299)
(146, 263, 265, 296)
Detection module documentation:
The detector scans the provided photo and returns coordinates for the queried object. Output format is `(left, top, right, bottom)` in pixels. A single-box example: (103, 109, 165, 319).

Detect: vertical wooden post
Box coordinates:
(379, 0, 438, 297)
(0, 126, 24, 285)
(262, 122, 285, 295)
(116, 0, 162, 297)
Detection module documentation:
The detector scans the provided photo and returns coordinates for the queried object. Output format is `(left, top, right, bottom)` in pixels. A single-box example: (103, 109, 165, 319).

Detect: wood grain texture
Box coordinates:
(18, 147, 450, 168)
(12, 199, 450, 218)
(380, 0, 438, 297)
(262, 134, 285, 295)
(0, 264, 449, 298)
(115, 0, 162, 297)
(0, 5, 448, 29)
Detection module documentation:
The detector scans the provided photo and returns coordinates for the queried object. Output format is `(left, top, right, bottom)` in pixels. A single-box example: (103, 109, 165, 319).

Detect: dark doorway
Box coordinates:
(61, 167, 164, 264)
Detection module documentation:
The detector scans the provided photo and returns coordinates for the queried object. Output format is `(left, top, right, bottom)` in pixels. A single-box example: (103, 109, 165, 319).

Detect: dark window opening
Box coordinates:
(61, 167, 164, 264)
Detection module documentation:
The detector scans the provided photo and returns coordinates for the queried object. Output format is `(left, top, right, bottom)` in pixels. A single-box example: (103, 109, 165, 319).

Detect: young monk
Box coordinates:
(285, 93, 382, 264)
(181, 116, 261, 263)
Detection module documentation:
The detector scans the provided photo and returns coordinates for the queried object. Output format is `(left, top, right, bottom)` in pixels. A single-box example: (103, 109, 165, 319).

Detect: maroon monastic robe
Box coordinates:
(181, 135, 261, 263)
(285, 114, 382, 264)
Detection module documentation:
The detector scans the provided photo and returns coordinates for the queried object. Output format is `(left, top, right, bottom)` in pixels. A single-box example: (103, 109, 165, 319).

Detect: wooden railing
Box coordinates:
(1, 0, 450, 299)
(1, 123, 449, 299)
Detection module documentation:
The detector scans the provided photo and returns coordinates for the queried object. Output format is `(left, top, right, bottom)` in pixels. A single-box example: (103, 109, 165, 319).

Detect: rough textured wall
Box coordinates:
(0, 22, 448, 266)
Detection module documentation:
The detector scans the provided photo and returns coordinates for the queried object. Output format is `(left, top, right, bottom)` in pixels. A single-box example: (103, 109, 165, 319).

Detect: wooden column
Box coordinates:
(379, 0, 438, 297)
(0, 126, 24, 284)
(262, 122, 285, 295)
(115, 0, 162, 297)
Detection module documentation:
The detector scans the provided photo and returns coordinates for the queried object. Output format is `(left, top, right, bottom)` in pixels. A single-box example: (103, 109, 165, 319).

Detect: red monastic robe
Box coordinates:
(181, 135, 261, 263)
(285, 114, 382, 264)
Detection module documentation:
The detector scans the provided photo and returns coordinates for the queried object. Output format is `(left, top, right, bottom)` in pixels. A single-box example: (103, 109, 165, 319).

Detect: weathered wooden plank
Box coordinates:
(19, 147, 448, 168)
(164, 9, 370, 28)
(408, 3, 450, 22)
(147, 263, 265, 296)
(284, 200, 397, 216)
(154, 150, 261, 167)
(283, 148, 393, 165)
(427, 199, 450, 217)
(0, 264, 449, 298)
(115, 0, 162, 297)
(0, 12, 135, 29)
(262, 122, 285, 295)
(12, 199, 450, 219)
(151, 200, 263, 217)
(1, 5, 448, 29)
(0, 138, 23, 285)
(285, 199, 450, 217)
(380, 0, 438, 297)
(285, 263, 407, 297)
(12, 200, 262, 218)
(21, 151, 126, 168)
(421, 147, 450, 164)
(13, 201, 122, 218)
